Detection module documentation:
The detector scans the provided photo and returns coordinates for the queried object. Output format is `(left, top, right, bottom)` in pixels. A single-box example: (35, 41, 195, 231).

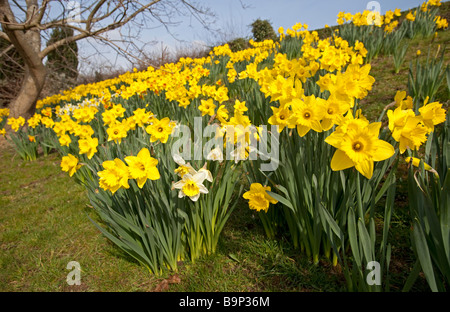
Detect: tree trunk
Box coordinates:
(1, 0, 46, 118)
(9, 63, 46, 118)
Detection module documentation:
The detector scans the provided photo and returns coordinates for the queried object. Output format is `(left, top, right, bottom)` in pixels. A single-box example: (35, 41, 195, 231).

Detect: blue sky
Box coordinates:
(165, 0, 424, 43)
(79, 0, 425, 73)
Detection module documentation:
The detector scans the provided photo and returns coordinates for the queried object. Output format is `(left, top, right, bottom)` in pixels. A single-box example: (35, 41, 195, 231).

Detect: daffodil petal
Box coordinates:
(355, 159, 374, 179)
(330, 149, 355, 171)
(373, 140, 395, 161)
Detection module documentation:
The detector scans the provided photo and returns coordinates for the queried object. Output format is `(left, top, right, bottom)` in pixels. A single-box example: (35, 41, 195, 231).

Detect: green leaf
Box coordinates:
(266, 191, 294, 212)
(412, 219, 438, 292)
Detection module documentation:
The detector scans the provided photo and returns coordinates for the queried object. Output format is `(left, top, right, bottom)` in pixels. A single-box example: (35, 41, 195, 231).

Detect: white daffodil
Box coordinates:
(206, 147, 224, 163)
(173, 170, 210, 202)
(198, 165, 213, 183)
(173, 154, 196, 178)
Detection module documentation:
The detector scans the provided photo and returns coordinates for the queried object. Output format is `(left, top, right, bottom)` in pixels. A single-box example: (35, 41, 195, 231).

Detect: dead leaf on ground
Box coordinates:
(153, 274, 181, 292)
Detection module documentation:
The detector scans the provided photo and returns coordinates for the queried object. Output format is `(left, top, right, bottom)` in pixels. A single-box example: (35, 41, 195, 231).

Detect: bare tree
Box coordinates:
(0, 0, 214, 117)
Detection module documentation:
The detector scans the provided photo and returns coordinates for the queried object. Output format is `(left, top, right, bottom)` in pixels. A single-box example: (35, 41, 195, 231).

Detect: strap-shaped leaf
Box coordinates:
(412, 219, 438, 292)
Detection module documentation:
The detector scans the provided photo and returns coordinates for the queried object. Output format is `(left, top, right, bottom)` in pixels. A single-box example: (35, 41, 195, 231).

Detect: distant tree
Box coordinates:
(46, 26, 79, 85)
(250, 19, 277, 42)
(227, 37, 250, 52)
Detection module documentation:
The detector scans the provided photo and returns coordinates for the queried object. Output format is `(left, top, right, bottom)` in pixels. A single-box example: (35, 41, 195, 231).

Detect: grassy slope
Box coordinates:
(2, 3, 449, 293)
(360, 29, 450, 120)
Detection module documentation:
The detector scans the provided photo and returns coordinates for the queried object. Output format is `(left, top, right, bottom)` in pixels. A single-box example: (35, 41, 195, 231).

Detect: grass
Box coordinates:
(359, 29, 450, 120)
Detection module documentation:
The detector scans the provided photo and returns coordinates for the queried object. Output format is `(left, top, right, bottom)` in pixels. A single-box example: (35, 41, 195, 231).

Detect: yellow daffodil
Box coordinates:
(198, 98, 216, 117)
(234, 100, 248, 112)
(125, 148, 160, 188)
(393, 91, 413, 110)
(102, 110, 118, 126)
(111, 104, 126, 118)
(41, 117, 55, 128)
(391, 116, 428, 154)
(216, 105, 229, 124)
(61, 154, 82, 177)
(387, 106, 416, 133)
(132, 108, 153, 127)
(289, 95, 326, 137)
(418, 101, 446, 133)
(146, 117, 174, 143)
(405, 157, 432, 171)
(98, 158, 130, 194)
(7, 117, 25, 132)
(325, 121, 395, 179)
(243, 183, 278, 213)
(58, 134, 72, 147)
(107, 122, 128, 144)
(268, 105, 293, 132)
(78, 136, 99, 159)
(321, 94, 351, 131)
(27, 114, 41, 128)
(0, 108, 10, 117)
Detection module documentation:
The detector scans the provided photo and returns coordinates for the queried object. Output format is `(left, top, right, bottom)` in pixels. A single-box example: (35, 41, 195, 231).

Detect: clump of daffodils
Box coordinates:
(97, 148, 160, 194)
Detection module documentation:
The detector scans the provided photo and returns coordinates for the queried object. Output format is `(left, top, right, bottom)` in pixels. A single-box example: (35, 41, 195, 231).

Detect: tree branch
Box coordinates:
(0, 30, 10, 42)
(39, 0, 162, 58)
(0, 43, 14, 58)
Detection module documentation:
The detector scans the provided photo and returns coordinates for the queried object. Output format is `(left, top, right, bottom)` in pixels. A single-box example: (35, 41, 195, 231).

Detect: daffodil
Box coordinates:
(325, 121, 395, 179)
(98, 158, 130, 194)
(146, 117, 174, 143)
(243, 183, 278, 213)
(387, 106, 415, 133)
(198, 98, 216, 116)
(216, 105, 229, 124)
(418, 101, 446, 133)
(172, 154, 196, 178)
(289, 95, 325, 137)
(58, 134, 72, 147)
(173, 169, 211, 201)
(393, 91, 413, 110)
(234, 100, 248, 112)
(107, 122, 128, 144)
(111, 104, 126, 118)
(132, 108, 153, 127)
(206, 147, 224, 162)
(405, 157, 432, 171)
(78, 136, 99, 159)
(391, 116, 429, 154)
(405, 156, 439, 177)
(125, 148, 160, 188)
(321, 94, 351, 131)
(7, 117, 25, 132)
(61, 154, 81, 177)
(27, 114, 41, 128)
(268, 105, 293, 133)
